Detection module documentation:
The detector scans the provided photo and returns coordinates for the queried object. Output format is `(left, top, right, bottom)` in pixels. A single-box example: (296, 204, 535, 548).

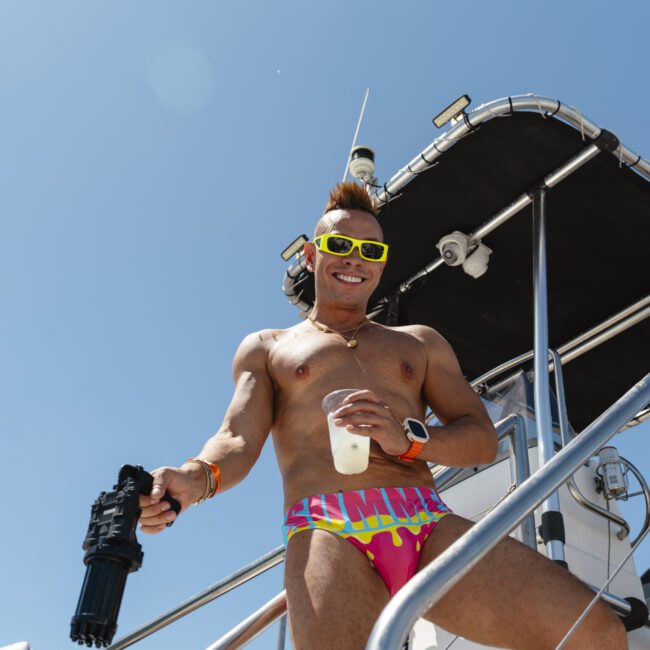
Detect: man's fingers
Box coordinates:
(343, 390, 385, 405)
(342, 424, 376, 436)
(334, 400, 389, 418)
(335, 411, 384, 424)
(140, 494, 165, 507)
(139, 468, 171, 506)
(141, 500, 171, 518)
(140, 523, 169, 535)
(139, 504, 177, 529)
(150, 470, 170, 500)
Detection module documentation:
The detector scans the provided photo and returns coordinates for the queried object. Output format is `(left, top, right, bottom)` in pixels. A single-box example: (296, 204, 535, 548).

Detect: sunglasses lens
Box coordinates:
(326, 237, 354, 254)
(360, 242, 385, 260)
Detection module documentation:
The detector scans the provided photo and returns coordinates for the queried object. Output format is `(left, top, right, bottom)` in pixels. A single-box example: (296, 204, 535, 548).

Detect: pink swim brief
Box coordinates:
(282, 486, 451, 596)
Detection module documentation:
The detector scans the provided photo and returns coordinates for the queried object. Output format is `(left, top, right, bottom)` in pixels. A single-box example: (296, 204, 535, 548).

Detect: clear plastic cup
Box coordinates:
(321, 389, 370, 475)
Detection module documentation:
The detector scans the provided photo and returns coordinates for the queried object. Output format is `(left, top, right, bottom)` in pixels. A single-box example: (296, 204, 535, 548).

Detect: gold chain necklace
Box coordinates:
(308, 315, 370, 348)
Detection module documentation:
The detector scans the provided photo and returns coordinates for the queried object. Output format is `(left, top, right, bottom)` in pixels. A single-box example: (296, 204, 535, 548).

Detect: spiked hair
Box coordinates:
(313, 182, 380, 240)
(322, 181, 378, 217)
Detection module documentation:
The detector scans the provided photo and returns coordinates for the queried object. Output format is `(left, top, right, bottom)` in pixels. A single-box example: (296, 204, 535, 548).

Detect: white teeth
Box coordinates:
(335, 273, 363, 283)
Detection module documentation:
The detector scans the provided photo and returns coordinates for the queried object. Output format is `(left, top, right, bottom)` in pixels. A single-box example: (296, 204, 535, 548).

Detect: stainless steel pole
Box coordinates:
(532, 187, 566, 565)
(365, 373, 650, 650)
(276, 613, 288, 650)
(551, 349, 630, 540)
(509, 416, 536, 549)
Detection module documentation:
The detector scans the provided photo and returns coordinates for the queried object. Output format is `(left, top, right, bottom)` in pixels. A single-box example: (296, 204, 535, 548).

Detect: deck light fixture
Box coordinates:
(432, 95, 471, 128)
(281, 234, 309, 261)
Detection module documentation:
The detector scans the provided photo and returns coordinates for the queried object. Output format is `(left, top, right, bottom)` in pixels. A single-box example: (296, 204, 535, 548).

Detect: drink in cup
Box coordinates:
(321, 389, 370, 474)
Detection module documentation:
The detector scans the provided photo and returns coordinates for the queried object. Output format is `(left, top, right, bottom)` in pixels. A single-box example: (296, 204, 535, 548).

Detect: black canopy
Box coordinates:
(289, 111, 649, 431)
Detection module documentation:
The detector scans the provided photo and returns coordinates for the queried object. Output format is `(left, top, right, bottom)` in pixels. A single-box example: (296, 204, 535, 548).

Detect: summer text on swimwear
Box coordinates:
(282, 486, 451, 596)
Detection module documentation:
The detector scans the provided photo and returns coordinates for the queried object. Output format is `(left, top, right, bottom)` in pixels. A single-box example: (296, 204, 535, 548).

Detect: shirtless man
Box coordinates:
(140, 182, 626, 649)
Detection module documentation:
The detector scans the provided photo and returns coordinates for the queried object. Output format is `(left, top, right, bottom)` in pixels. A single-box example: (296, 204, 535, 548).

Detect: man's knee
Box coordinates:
(563, 602, 627, 650)
(591, 606, 627, 650)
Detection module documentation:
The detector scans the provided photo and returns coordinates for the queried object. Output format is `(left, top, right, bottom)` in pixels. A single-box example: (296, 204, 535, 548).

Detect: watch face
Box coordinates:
(406, 418, 428, 441)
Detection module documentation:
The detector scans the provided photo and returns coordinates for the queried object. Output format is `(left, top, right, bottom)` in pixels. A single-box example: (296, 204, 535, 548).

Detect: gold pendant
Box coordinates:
(347, 339, 358, 348)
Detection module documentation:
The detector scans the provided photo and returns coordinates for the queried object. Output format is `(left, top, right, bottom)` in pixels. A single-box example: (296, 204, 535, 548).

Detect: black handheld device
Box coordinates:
(70, 464, 181, 648)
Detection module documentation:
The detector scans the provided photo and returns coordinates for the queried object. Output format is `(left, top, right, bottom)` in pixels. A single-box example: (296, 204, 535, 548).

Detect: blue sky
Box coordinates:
(1, 2, 649, 648)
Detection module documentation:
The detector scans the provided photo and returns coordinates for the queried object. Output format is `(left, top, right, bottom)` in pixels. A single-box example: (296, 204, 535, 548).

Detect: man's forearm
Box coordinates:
(190, 431, 258, 497)
(418, 415, 497, 467)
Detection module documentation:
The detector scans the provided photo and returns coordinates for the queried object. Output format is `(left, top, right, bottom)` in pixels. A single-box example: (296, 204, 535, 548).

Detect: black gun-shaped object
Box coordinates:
(70, 464, 181, 648)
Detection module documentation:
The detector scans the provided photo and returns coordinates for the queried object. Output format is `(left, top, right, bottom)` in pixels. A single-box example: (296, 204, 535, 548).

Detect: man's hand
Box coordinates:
(332, 389, 410, 457)
(138, 465, 199, 534)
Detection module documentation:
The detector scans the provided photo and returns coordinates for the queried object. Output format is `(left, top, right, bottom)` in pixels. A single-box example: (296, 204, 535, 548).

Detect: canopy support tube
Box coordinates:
(532, 187, 566, 566)
(388, 142, 600, 298)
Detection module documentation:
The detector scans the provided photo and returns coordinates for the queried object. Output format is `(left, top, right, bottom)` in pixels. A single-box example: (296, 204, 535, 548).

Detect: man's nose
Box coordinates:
(343, 246, 364, 264)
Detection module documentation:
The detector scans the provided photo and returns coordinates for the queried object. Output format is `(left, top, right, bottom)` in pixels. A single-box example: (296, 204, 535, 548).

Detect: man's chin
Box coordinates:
(323, 292, 371, 310)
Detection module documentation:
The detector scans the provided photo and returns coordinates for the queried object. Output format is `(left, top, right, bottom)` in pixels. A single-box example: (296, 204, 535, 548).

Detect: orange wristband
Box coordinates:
(397, 440, 425, 462)
(186, 458, 221, 503)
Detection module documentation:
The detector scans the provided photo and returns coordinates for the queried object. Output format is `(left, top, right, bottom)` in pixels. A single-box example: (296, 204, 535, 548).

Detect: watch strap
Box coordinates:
(398, 440, 425, 462)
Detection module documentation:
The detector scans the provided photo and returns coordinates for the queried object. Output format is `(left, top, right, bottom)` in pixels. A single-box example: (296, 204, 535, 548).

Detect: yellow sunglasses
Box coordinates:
(314, 234, 388, 262)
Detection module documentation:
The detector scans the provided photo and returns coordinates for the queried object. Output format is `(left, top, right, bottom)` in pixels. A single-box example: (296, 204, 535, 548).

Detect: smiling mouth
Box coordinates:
(334, 272, 365, 284)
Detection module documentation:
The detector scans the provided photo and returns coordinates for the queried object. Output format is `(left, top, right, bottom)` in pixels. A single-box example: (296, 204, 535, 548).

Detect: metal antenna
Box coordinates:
(342, 87, 370, 181)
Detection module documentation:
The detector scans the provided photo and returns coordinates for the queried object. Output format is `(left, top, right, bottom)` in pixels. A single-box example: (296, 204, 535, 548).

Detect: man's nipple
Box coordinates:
(400, 361, 414, 380)
(295, 364, 310, 379)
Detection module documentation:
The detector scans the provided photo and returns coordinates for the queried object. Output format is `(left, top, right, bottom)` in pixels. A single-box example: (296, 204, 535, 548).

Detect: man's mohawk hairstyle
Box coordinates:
(323, 181, 378, 217)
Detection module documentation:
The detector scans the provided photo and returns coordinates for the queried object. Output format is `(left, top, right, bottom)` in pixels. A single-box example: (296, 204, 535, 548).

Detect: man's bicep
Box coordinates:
(420, 330, 489, 425)
(219, 333, 274, 458)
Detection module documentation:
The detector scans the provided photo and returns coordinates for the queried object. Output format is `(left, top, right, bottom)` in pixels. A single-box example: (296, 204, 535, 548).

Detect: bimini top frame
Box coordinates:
(282, 93, 650, 431)
(373, 93, 650, 207)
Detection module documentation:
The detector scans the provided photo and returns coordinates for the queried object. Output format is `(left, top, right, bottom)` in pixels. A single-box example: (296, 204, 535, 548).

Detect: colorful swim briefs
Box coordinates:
(282, 486, 451, 596)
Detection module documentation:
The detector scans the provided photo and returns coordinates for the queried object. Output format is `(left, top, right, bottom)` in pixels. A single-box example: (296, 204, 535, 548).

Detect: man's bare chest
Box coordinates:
(269, 327, 427, 392)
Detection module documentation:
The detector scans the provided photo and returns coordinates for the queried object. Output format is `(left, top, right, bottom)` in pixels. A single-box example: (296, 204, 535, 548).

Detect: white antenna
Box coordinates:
(342, 87, 370, 182)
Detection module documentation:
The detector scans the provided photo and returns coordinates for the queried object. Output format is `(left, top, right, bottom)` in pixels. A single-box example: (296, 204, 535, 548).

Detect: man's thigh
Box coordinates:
(419, 514, 625, 650)
(285, 529, 390, 650)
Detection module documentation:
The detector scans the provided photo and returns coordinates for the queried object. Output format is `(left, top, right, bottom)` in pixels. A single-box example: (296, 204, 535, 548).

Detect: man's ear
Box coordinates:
(303, 242, 315, 272)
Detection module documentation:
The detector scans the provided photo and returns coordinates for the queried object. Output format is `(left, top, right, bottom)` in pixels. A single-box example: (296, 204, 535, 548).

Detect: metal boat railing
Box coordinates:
(434, 414, 535, 548)
(470, 297, 650, 394)
(106, 547, 285, 650)
(550, 348, 631, 541)
(206, 591, 287, 650)
(365, 372, 650, 649)
(616, 457, 650, 548)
